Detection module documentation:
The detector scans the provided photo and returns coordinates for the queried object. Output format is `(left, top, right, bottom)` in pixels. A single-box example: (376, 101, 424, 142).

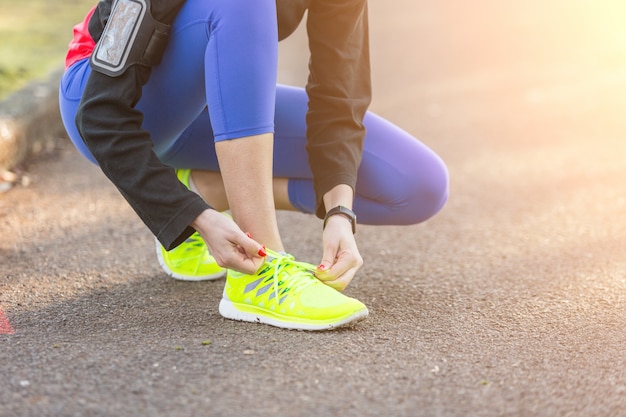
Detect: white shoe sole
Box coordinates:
(218, 297, 369, 331)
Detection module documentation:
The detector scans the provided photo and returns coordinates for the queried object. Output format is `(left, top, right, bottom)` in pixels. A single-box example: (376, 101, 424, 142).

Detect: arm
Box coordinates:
(316, 184, 363, 291)
(76, 68, 206, 250)
(77, 0, 198, 250)
(305, 0, 371, 289)
(75, 0, 264, 272)
(305, 0, 371, 218)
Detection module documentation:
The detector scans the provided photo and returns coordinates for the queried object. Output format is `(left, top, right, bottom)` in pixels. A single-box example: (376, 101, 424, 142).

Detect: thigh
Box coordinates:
(166, 83, 310, 172)
(138, 0, 278, 158)
(272, 85, 312, 178)
(357, 112, 449, 224)
(272, 84, 448, 207)
(158, 107, 220, 170)
(60, 0, 279, 168)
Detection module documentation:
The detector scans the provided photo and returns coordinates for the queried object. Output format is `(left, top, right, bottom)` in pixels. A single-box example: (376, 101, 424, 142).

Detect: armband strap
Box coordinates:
(90, 0, 170, 77)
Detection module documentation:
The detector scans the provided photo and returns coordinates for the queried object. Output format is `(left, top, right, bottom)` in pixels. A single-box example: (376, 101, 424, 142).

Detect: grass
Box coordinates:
(0, 0, 96, 99)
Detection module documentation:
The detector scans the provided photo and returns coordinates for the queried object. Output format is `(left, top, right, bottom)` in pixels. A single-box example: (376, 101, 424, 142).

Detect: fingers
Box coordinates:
(223, 231, 266, 274)
(242, 232, 267, 258)
(316, 249, 363, 292)
(317, 264, 357, 292)
(315, 216, 363, 291)
(196, 211, 266, 274)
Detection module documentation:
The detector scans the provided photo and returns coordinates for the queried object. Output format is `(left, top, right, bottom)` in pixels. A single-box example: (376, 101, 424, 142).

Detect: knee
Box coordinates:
(397, 156, 449, 225)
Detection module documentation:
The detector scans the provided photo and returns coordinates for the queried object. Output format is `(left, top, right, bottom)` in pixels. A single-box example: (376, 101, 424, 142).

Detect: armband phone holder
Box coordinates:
(90, 0, 170, 77)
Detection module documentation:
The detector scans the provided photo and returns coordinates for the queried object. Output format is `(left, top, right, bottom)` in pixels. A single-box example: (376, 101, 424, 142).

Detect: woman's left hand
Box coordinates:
(315, 214, 363, 291)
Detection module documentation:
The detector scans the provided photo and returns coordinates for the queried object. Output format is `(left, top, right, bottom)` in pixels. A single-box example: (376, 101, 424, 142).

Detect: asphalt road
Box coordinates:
(2, 1, 626, 416)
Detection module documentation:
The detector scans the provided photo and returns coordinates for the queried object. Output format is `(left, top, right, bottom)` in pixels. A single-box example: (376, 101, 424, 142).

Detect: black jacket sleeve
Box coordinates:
(76, 0, 209, 250)
(276, 0, 308, 41)
(305, 0, 371, 218)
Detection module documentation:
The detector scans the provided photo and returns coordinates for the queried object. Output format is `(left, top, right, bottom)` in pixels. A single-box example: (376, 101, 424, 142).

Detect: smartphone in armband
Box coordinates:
(90, 0, 170, 77)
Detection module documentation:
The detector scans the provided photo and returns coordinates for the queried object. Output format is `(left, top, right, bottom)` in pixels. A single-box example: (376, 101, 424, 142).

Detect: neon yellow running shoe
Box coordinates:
(155, 169, 226, 281)
(156, 232, 226, 281)
(219, 249, 368, 330)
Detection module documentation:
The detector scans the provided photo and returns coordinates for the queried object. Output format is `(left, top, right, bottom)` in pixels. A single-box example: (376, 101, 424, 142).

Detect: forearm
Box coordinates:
(305, 0, 371, 217)
(323, 184, 354, 210)
(76, 67, 208, 250)
(75, 0, 205, 250)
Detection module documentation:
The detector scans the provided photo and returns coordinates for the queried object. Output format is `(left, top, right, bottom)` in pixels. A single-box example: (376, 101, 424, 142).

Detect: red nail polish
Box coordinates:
(318, 264, 326, 270)
(246, 232, 252, 238)
(258, 246, 267, 257)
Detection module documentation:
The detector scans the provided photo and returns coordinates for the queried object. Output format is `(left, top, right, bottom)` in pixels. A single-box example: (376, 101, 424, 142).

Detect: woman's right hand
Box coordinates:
(191, 209, 266, 274)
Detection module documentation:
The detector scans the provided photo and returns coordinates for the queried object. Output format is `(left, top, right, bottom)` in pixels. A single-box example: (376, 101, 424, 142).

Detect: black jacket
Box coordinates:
(76, 0, 371, 250)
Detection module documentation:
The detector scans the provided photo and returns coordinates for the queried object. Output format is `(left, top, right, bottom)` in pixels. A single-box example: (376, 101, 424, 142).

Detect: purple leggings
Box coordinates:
(59, 0, 448, 225)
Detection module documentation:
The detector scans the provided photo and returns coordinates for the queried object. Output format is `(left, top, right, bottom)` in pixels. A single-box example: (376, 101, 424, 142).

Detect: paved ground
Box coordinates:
(2, 1, 626, 416)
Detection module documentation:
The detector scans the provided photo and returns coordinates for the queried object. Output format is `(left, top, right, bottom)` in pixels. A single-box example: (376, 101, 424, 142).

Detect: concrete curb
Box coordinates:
(0, 69, 66, 191)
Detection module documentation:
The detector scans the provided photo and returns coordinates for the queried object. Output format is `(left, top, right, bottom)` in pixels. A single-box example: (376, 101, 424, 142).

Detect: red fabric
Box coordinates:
(65, 6, 97, 69)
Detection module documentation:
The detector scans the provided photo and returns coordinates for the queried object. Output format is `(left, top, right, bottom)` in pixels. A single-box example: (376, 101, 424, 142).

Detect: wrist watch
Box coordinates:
(323, 205, 357, 234)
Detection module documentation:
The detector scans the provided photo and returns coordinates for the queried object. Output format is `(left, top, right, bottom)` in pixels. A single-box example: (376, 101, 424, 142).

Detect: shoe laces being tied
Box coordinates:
(263, 248, 319, 304)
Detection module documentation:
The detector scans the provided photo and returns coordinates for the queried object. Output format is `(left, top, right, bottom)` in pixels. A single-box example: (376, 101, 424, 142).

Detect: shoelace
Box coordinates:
(264, 249, 318, 304)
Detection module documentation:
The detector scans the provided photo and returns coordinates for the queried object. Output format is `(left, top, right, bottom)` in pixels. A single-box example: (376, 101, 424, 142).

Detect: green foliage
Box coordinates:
(0, 0, 96, 99)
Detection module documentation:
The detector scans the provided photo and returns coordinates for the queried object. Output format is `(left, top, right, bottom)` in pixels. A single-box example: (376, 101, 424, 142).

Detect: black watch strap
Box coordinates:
(323, 205, 357, 234)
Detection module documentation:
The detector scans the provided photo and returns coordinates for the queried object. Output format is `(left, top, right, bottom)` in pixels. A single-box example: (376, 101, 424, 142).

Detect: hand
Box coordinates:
(315, 214, 363, 291)
(191, 209, 266, 274)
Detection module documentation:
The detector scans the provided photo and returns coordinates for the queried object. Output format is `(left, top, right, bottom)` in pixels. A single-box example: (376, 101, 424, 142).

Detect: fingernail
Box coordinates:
(317, 264, 326, 271)
(258, 246, 267, 257)
(246, 232, 252, 238)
